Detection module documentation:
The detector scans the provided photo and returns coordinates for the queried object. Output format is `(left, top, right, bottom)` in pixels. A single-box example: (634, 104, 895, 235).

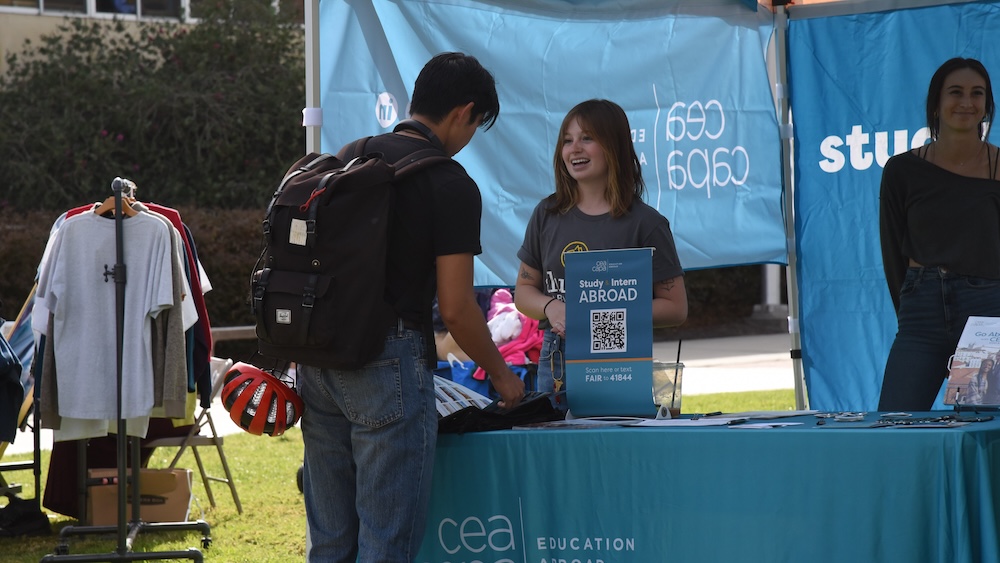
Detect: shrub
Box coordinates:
(0, 2, 778, 352)
(0, 0, 305, 210)
(0, 1, 305, 359)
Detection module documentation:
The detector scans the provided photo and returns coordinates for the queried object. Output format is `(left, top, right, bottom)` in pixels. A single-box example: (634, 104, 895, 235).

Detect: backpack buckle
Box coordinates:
(302, 274, 318, 308)
(301, 291, 315, 308)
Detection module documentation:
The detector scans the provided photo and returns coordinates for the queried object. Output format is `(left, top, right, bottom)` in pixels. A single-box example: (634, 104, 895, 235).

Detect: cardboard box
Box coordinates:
(87, 468, 193, 526)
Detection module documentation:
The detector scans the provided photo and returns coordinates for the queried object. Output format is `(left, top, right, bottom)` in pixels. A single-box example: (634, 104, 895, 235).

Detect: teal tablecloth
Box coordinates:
(418, 413, 1000, 563)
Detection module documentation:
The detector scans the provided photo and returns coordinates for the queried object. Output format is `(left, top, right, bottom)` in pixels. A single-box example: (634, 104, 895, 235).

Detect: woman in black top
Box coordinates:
(983, 359, 1000, 405)
(879, 57, 1000, 411)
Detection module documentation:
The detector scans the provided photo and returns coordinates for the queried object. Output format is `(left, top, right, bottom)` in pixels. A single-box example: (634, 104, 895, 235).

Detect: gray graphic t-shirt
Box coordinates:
(516, 199, 684, 302)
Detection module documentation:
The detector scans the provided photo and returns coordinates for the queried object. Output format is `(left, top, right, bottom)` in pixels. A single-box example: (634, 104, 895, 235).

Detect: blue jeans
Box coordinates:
(536, 330, 567, 411)
(880, 267, 1000, 411)
(299, 325, 437, 562)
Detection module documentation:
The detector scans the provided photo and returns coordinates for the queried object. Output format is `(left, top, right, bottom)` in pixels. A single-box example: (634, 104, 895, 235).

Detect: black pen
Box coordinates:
(726, 418, 749, 426)
(692, 411, 723, 420)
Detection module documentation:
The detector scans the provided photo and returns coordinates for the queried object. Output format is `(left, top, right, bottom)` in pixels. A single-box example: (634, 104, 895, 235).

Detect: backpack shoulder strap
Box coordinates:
(264, 152, 333, 222)
(263, 138, 371, 231)
(336, 137, 371, 161)
(392, 148, 453, 180)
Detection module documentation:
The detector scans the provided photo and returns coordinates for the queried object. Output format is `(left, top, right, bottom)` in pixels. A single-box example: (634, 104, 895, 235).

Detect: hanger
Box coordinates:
(93, 195, 138, 217)
(93, 177, 140, 217)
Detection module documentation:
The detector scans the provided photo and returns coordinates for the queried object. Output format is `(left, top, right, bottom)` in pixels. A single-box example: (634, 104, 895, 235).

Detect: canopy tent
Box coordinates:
(304, 0, 1000, 411)
(786, 0, 1000, 409)
(308, 0, 787, 288)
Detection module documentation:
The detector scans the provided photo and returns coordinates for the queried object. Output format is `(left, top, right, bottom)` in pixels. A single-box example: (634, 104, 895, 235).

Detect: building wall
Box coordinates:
(0, 13, 64, 76)
(0, 0, 304, 76)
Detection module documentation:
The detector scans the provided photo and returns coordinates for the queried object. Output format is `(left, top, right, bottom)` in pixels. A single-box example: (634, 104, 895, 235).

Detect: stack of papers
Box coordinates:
(630, 410, 817, 427)
(434, 375, 492, 417)
(719, 410, 818, 419)
(630, 417, 748, 427)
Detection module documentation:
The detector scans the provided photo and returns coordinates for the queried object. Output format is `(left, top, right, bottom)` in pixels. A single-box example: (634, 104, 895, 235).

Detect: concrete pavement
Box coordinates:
(4, 332, 797, 456)
(654, 332, 796, 395)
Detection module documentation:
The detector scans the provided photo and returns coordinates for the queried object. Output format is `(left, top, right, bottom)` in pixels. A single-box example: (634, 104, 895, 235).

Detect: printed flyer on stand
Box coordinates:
(945, 316, 1000, 407)
(563, 248, 655, 417)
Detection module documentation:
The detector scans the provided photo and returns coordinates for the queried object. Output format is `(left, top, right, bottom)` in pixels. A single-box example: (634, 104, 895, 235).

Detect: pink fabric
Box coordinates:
(487, 288, 514, 319)
(473, 316, 544, 381)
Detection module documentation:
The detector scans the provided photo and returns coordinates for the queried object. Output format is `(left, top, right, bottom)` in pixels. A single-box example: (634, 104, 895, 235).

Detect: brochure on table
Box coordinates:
(944, 316, 1000, 407)
(564, 248, 654, 417)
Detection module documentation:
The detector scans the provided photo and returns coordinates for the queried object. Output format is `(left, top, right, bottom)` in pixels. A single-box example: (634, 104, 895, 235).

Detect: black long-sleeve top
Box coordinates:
(880, 150, 1000, 313)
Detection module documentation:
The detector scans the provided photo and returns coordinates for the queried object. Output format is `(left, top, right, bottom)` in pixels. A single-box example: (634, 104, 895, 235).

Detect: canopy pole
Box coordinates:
(774, 4, 808, 410)
(304, 0, 322, 154)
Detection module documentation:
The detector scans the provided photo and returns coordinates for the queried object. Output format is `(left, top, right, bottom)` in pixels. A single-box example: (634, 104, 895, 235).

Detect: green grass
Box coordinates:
(0, 388, 796, 561)
(683, 389, 797, 414)
(0, 429, 306, 563)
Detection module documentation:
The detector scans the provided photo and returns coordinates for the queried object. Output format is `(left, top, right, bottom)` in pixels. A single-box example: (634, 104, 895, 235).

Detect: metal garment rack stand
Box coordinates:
(41, 178, 209, 563)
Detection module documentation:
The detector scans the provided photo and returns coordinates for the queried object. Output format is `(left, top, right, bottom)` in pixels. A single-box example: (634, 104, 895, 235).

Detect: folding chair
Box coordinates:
(144, 357, 242, 514)
(0, 304, 51, 537)
(0, 391, 35, 499)
(1, 293, 40, 503)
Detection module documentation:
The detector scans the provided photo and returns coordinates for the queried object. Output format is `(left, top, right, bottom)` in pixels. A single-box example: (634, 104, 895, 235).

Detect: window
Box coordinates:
(95, 0, 178, 16)
(96, 0, 135, 14)
(0, 0, 89, 11)
(140, 0, 179, 17)
(1, 0, 300, 21)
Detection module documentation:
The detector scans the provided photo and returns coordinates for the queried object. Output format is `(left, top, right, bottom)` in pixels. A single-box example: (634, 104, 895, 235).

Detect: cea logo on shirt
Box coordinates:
(545, 241, 590, 295)
(560, 241, 589, 267)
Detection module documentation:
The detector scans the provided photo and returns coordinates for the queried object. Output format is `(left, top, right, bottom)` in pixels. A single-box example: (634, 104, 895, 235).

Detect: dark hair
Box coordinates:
(410, 52, 499, 130)
(926, 57, 995, 140)
(550, 99, 644, 217)
(979, 358, 995, 379)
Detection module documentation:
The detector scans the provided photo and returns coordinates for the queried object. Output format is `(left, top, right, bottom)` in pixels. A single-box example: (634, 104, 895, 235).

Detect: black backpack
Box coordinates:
(251, 138, 451, 369)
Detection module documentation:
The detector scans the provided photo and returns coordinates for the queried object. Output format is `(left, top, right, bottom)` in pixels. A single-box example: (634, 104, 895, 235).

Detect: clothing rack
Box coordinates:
(42, 178, 210, 562)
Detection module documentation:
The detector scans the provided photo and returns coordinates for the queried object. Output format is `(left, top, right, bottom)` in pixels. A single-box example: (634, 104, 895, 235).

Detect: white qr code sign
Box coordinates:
(590, 308, 627, 353)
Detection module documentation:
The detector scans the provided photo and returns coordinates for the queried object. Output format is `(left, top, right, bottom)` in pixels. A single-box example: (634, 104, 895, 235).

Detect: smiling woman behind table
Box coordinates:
(514, 99, 688, 413)
(879, 57, 1000, 411)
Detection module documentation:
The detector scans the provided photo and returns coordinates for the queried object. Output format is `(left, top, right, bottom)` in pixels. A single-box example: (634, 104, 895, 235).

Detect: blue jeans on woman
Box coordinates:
(298, 325, 437, 562)
(880, 267, 1000, 411)
(537, 329, 567, 412)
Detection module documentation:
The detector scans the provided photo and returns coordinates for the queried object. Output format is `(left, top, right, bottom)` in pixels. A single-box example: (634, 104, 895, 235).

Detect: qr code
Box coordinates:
(591, 309, 626, 353)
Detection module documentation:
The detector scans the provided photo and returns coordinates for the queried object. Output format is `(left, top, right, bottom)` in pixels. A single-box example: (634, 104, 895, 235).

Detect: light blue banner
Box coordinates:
(564, 248, 654, 417)
(788, 1, 1000, 410)
(319, 0, 785, 286)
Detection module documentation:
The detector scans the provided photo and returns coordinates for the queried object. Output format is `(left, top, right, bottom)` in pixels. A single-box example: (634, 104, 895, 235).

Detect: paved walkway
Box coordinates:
(654, 332, 796, 395)
(5, 333, 796, 456)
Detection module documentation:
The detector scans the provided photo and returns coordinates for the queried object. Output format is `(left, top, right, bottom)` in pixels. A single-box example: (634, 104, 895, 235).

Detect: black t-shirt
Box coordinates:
(880, 150, 1000, 311)
(343, 132, 483, 337)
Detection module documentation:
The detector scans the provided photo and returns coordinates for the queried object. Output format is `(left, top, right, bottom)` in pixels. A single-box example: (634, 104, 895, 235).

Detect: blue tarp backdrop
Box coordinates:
(316, 0, 1000, 412)
(788, 1, 1000, 410)
(318, 0, 786, 287)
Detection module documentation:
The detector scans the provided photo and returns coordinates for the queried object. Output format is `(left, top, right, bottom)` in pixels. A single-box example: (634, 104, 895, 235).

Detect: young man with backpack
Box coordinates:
(297, 52, 525, 562)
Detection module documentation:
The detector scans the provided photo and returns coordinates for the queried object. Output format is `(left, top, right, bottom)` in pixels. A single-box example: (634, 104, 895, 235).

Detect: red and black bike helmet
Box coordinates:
(221, 362, 304, 436)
